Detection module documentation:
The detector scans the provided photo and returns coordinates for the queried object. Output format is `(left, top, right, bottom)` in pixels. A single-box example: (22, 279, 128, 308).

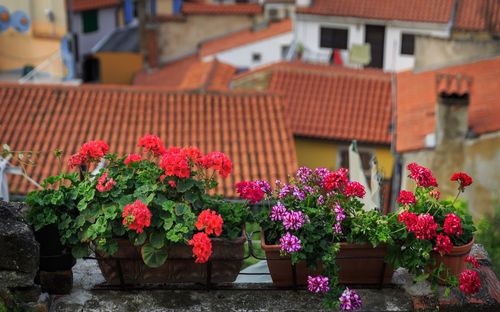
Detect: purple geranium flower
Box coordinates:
(307, 275, 330, 294)
(282, 210, 305, 231)
(292, 187, 305, 201)
(317, 195, 325, 205)
(279, 232, 301, 253)
(296, 166, 313, 183)
(334, 202, 346, 222)
(270, 202, 287, 221)
(314, 167, 330, 181)
(339, 287, 362, 311)
(333, 222, 343, 234)
(255, 180, 272, 194)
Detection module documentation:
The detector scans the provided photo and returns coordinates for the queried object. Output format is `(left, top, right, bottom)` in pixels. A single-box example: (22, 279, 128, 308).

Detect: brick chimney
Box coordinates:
(435, 74, 473, 146)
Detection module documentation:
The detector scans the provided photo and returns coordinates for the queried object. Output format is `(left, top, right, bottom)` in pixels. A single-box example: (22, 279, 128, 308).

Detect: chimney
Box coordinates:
(435, 74, 472, 146)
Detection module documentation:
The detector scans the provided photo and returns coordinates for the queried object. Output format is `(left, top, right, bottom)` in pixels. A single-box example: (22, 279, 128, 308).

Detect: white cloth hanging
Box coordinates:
(348, 142, 377, 211)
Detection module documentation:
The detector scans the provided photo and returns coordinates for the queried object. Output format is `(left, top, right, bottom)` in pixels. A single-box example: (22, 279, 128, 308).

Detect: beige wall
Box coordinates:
(95, 52, 144, 84)
(158, 14, 258, 63)
(414, 35, 500, 71)
(401, 132, 500, 219)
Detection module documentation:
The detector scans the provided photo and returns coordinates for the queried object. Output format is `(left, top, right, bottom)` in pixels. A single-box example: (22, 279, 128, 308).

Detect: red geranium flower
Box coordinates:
(188, 232, 212, 263)
(137, 134, 166, 156)
(450, 172, 473, 192)
(181, 146, 203, 164)
(343, 181, 365, 198)
(124, 153, 142, 165)
(68, 140, 109, 168)
(168, 180, 176, 188)
(465, 256, 480, 269)
(96, 172, 116, 192)
(434, 234, 453, 256)
(398, 211, 418, 231)
(397, 190, 416, 205)
(199, 151, 232, 178)
(195, 209, 223, 236)
(459, 269, 481, 295)
(122, 200, 151, 234)
(160, 150, 191, 178)
(412, 213, 438, 240)
(443, 213, 463, 236)
(429, 189, 441, 200)
(323, 168, 349, 191)
(235, 181, 265, 204)
(407, 163, 438, 188)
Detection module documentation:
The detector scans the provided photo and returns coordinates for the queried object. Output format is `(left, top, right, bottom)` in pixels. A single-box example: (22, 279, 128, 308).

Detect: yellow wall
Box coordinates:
(95, 52, 144, 84)
(295, 138, 394, 178)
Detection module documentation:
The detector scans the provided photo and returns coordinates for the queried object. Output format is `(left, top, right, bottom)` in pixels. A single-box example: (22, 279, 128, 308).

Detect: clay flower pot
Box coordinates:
(431, 237, 474, 281)
(260, 231, 392, 287)
(96, 232, 246, 285)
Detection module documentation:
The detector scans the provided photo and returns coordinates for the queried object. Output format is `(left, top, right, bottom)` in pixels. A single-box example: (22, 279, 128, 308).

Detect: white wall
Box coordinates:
(295, 14, 449, 72)
(202, 32, 293, 69)
(71, 7, 118, 74)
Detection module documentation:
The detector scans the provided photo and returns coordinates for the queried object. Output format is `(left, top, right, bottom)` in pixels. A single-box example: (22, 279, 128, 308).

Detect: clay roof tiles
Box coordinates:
(69, 0, 120, 12)
(0, 84, 297, 197)
(182, 3, 263, 15)
(396, 57, 500, 152)
(454, 0, 500, 32)
(297, 0, 454, 24)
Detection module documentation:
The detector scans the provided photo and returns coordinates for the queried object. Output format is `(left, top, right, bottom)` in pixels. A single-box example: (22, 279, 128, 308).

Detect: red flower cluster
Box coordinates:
(137, 134, 166, 156)
(399, 212, 438, 240)
(443, 213, 463, 236)
(433, 234, 453, 256)
(397, 190, 416, 205)
(459, 269, 481, 294)
(188, 232, 212, 263)
(200, 151, 232, 178)
(407, 163, 438, 188)
(160, 149, 191, 178)
(124, 153, 142, 165)
(429, 189, 441, 200)
(465, 256, 480, 269)
(122, 200, 151, 234)
(195, 209, 223, 236)
(181, 146, 203, 163)
(343, 181, 365, 198)
(168, 180, 176, 188)
(450, 172, 473, 192)
(323, 168, 349, 191)
(68, 140, 109, 168)
(96, 172, 116, 192)
(235, 181, 265, 204)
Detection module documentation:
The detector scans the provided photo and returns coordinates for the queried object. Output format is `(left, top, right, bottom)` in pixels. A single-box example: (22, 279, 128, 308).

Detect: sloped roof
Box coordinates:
(233, 62, 393, 144)
(297, 0, 453, 24)
(0, 83, 297, 197)
(133, 57, 236, 91)
(95, 25, 139, 53)
(69, 0, 120, 12)
(396, 57, 500, 152)
(200, 19, 292, 57)
(454, 0, 500, 33)
(182, 3, 262, 15)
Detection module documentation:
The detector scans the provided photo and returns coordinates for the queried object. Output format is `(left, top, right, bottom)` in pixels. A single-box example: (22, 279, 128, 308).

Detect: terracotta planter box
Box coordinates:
(261, 231, 393, 287)
(96, 233, 246, 285)
(431, 237, 474, 282)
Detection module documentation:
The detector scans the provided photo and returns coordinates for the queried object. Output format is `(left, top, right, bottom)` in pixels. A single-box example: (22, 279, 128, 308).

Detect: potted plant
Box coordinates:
(236, 166, 393, 310)
(387, 163, 479, 296)
(59, 135, 249, 285)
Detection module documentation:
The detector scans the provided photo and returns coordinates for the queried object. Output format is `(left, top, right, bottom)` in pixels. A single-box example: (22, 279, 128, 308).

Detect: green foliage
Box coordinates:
(476, 200, 500, 276)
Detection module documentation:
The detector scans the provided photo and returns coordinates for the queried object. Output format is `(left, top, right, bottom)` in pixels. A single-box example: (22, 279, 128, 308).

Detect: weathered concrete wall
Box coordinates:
(158, 15, 258, 63)
(401, 132, 500, 219)
(414, 36, 500, 72)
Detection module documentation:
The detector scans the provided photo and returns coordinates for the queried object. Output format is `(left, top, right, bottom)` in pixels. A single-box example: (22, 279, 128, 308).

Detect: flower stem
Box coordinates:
(452, 190, 461, 206)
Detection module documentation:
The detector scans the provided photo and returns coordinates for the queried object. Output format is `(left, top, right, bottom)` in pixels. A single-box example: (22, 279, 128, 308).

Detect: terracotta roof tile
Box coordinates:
(133, 57, 236, 91)
(233, 62, 392, 144)
(436, 74, 473, 96)
(0, 84, 297, 197)
(68, 0, 120, 12)
(454, 0, 500, 32)
(297, 0, 453, 24)
(200, 19, 292, 57)
(182, 3, 262, 15)
(396, 57, 500, 152)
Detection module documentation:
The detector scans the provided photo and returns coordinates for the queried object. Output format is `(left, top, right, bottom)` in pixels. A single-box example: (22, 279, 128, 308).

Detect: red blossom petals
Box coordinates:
(399, 212, 438, 240)
(188, 232, 212, 263)
(323, 168, 349, 191)
(450, 172, 473, 191)
(160, 149, 191, 179)
(343, 181, 366, 198)
(124, 153, 142, 165)
(465, 256, 481, 269)
(137, 134, 167, 156)
(68, 140, 109, 168)
(397, 190, 416, 205)
(433, 234, 453, 256)
(96, 172, 116, 192)
(195, 209, 223, 237)
(199, 151, 232, 178)
(122, 200, 151, 234)
(407, 163, 438, 188)
(235, 181, 265, 204)
(443, 213, 463, 237)
(459, 269, 481, 295)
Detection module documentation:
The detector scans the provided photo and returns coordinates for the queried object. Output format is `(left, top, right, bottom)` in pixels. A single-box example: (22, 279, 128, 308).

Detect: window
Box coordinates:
(82, 10, 99, 33)
(252, 53, 261, 63)
(320, 27, 348, 49)
(401, 33, 415, 55)
(281, 45, 290, 59)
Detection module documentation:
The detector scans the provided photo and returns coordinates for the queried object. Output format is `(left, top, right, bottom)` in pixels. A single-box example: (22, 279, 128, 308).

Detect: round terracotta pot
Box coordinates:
(431, 237, 474, 281)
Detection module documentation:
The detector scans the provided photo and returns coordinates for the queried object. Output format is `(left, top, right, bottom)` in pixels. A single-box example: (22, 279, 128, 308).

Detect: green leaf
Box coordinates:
(141, 244, 168, 268)
(414, 273, 429, 282)
(444, 287, 451, 297)
(161, 200, 175, 213)
(133, 232, 147, 246)
(175, 203, 188, 216)
(150, 232, 165, 249)
(72, 244, 90, 258)
(176, 179, 194, 192)
(163, 218, 173, 231)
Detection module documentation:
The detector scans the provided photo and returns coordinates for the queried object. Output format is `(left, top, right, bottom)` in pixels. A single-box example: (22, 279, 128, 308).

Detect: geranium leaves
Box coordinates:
(141, 243, 168, 268)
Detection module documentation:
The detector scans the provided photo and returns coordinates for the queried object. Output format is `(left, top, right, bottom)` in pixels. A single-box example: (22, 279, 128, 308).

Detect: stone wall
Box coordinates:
(401, 132, 500, 219)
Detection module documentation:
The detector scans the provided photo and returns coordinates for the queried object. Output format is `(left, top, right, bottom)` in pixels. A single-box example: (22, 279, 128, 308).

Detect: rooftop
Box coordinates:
(68, 0, 120, 12)
(182, 3, 263, 15)
(233, 62, 392, 144)
(454, 0, 500, 33)
(0, 83, 297, 197)
(396, 56, 500, 152)
(199, 19, 292, 57)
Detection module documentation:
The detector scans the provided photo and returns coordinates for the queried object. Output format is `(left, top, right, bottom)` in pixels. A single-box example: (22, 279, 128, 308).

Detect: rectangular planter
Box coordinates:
(96, 233, 246, 285)
(261, 231, 393, 287)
